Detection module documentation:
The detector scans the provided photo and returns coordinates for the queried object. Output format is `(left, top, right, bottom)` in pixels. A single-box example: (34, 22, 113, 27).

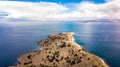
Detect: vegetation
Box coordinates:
(24, 61, 32, 65)
(59, 43, 66, 48)
(40, 64, 51, 67)
(27, 55, 32, 59)
(82, 48, 88, 52)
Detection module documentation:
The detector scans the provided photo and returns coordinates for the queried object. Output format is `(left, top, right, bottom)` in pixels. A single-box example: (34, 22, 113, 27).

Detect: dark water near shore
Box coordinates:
(0, 22, 120, 67)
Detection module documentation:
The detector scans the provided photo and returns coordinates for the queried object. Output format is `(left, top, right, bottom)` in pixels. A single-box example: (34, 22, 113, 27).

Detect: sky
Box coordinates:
(0, 0, 106, 3)
(0, 0, 120, 22)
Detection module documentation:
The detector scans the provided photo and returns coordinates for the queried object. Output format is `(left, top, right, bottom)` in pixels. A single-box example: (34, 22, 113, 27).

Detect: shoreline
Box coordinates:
(10, 32, 109, 67)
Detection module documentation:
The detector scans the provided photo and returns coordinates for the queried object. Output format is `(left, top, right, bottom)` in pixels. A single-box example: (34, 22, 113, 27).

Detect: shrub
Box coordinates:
(27, 55, 32, 59)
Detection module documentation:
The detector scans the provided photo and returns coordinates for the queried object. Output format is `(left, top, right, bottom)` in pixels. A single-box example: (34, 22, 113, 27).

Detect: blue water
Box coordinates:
(0, 22, 120, 67)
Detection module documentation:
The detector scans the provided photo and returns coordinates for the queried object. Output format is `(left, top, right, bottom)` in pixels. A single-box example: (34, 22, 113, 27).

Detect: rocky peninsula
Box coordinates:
(10, 32, 109, 67)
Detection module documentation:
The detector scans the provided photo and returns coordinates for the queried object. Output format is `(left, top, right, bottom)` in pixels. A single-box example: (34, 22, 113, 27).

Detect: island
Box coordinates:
(10, 32, 109, 67)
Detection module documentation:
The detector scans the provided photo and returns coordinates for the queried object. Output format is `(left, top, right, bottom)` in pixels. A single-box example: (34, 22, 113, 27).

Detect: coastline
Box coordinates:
(10, 32, 109, 67)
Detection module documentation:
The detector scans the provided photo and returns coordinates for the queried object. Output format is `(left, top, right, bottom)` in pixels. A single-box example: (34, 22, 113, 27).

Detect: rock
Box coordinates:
(10, 32, 109, 67)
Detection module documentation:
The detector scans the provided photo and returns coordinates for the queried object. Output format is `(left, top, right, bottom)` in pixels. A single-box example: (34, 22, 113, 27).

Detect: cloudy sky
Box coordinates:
(0, 0, 120, 22)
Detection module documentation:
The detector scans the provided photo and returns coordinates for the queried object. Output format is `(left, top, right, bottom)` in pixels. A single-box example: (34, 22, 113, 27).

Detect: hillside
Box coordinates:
(10, 32, 108, 67)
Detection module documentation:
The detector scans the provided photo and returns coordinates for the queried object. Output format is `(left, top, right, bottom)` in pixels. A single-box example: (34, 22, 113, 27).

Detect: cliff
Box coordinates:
(10, 32, 108, 67)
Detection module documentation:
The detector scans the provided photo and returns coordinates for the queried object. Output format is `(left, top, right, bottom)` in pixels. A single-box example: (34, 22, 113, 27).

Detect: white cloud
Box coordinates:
(0, 0, 120, 22)
(0, 1, 68, 21)
(105, 0, 120, 2)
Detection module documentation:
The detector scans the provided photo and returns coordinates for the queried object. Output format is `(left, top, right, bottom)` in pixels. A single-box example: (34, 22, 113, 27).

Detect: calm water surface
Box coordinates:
(0, 22, 120, 67)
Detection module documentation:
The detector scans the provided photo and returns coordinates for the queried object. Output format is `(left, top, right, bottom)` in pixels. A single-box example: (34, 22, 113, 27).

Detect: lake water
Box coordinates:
(0, 22, 120, 67)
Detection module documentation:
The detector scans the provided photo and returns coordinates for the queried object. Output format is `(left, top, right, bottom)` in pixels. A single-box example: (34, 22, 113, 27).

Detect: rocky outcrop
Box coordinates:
(10, 32, 109, 67)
